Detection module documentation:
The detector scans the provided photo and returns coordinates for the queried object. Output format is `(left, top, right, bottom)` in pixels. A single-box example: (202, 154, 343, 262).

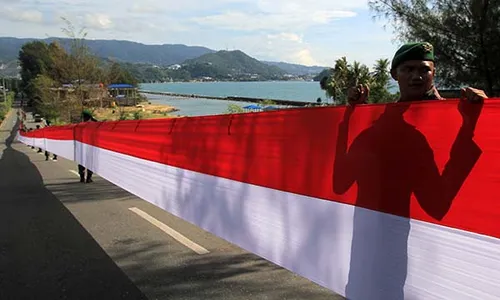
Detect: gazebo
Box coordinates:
(243, 104, 262, 112)
(108, 83, 139, 106)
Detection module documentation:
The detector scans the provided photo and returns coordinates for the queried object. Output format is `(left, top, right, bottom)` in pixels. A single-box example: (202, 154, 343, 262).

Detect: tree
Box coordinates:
(59, 18, 105, 119)
(61, 17, 103, 85)
(107, 62, 139, 86)
(320, 57, 372, 105)
(369, 0, 500, 95)
(320, 57, 397, 104)
(227, 104, 245, 114)
(32, 74, 61, 121)
(18, 18, 140, 123)
(18, 41, 52, 99)
(368, 58, 397, 103)
(260, 99, 277, 105)
(47, 41, 71, 83)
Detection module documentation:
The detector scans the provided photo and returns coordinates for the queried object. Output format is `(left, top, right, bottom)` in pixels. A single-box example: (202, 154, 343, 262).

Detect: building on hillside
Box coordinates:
(168, 64, 181, 70)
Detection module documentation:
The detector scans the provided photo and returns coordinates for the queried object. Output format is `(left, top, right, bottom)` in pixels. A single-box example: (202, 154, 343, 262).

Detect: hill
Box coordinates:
(0, 37, 326, 75)
(181, 50, 285, 81)
(110, 50, 288, 82)
(262, 61, 327, 75)
(313, 68, 333, 81)
(0, 37, 215, 66)
(0, 37, 325, 81)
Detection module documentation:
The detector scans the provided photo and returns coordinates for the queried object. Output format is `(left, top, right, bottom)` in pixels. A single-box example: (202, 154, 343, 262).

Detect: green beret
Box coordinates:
(391, 42, 435, 70)
(82, 109, 93, 117)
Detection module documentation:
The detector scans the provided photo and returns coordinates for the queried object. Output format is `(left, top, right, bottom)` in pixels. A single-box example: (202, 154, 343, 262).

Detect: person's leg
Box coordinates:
(53, 154, 57, 161)
(78, 164, 85, 183)
(86, 169, 93, 183)
(45, 151, 49, 161)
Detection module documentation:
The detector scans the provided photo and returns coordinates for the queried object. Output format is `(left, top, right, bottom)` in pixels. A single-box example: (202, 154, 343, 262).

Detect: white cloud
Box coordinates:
(127, 0, 167, 14)
(268, 33, 303, 43)
(0, 0, 398, 67)
(290, 49, 320, 66)
(232, 32, 323, 66)
(0, 7, 43, 23)
(192, 9, 357, 32)
(256, 0, 367, 12)
(84, 13, 113, 29)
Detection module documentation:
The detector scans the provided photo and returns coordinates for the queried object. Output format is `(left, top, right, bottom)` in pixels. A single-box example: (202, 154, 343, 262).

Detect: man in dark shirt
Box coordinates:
(35, 124, 42, 152)
(44, 119, 57, 161)
(78, 110, 97, 183)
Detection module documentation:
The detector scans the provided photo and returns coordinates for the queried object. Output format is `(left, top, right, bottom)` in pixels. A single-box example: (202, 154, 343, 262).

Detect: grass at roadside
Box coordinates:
(0, 92, 14, 126)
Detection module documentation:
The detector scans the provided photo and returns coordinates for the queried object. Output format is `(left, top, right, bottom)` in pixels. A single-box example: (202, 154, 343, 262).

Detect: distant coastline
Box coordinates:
(140, 81, 327, 104)
(142, 79, 315, 84)
(140, 90, 313, 106)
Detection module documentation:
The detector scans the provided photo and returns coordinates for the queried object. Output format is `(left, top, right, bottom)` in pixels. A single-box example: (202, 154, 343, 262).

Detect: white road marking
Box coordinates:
(128, 207, 210, 255)
(69, 170, 80, 177)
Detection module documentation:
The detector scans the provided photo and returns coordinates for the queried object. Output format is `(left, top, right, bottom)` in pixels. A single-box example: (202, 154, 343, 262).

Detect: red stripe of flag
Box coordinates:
(23, 99, 500, 239)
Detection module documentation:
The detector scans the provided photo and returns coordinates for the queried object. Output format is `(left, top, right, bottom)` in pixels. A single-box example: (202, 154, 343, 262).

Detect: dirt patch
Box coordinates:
(93, 102, 181, 121)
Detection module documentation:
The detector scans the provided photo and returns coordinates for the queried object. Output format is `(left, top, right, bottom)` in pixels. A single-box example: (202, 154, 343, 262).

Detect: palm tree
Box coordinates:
(369, 59, 394, 103)
(319, 57, 399, 105)
(373, 59, 390, 88)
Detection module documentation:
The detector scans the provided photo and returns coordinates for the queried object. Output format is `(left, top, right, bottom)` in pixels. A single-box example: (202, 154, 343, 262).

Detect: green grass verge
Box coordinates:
(0, 92, 15, 122)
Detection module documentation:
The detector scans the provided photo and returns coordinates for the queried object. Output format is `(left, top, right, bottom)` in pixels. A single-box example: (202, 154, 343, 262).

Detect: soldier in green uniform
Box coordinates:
(348, 42, 488, 104)
(339, 42, 487, 300)
(78, 110, 97, 183)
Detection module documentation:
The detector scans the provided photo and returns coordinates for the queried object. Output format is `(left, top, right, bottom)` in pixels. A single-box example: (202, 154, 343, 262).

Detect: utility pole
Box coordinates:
(0, 62, 9, 101)
(2, 77, 6, 101)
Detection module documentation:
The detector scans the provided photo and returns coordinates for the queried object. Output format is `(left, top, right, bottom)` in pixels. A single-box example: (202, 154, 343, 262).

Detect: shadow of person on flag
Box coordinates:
(332, 42, 486, 300)
(333, 96, 483, 299)
(334, 99, 483, 299)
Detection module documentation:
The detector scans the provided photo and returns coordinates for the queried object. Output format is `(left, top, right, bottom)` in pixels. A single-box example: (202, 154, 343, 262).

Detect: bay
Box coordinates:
(140, 81, 327, 117)
(140, 81, 327, 102)
(140, 81, 400, 117)
(144, 94, 260, 117)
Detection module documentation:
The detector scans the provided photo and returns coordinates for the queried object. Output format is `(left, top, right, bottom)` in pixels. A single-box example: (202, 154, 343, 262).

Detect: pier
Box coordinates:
(139, 90, 314, 106)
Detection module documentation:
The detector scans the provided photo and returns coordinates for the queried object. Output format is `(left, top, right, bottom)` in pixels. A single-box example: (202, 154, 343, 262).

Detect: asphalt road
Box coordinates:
(0, 105, 343, 300)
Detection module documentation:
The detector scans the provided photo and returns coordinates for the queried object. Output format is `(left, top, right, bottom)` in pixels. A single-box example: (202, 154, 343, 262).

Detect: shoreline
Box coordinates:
(139, 90, 314, 107)
(93, 102, 180, 121)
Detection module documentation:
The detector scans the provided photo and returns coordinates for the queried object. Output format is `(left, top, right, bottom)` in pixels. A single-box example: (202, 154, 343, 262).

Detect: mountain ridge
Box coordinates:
(182, 50, 285, 79)
(262, 61, 327, 75)
(0, 37, 215, 66)
(0, 37, 325, 76)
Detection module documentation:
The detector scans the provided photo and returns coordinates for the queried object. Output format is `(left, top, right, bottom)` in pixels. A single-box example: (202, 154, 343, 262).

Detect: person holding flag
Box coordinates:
(78, 110, 97, 183)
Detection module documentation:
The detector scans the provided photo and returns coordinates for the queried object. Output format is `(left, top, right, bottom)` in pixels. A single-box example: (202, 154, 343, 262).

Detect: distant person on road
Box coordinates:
(27, 127, 33, 138)
(44, 120, 57, 161)
(35, 125, 43, 152)
(78, 110, 97, 183)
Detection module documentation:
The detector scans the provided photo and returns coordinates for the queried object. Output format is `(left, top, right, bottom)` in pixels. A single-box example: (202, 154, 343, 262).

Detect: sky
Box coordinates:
(0, 0, 404, 68)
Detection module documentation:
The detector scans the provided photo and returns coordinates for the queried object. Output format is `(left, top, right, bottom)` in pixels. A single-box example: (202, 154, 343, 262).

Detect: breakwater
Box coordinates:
(139, 90, 313, 106)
